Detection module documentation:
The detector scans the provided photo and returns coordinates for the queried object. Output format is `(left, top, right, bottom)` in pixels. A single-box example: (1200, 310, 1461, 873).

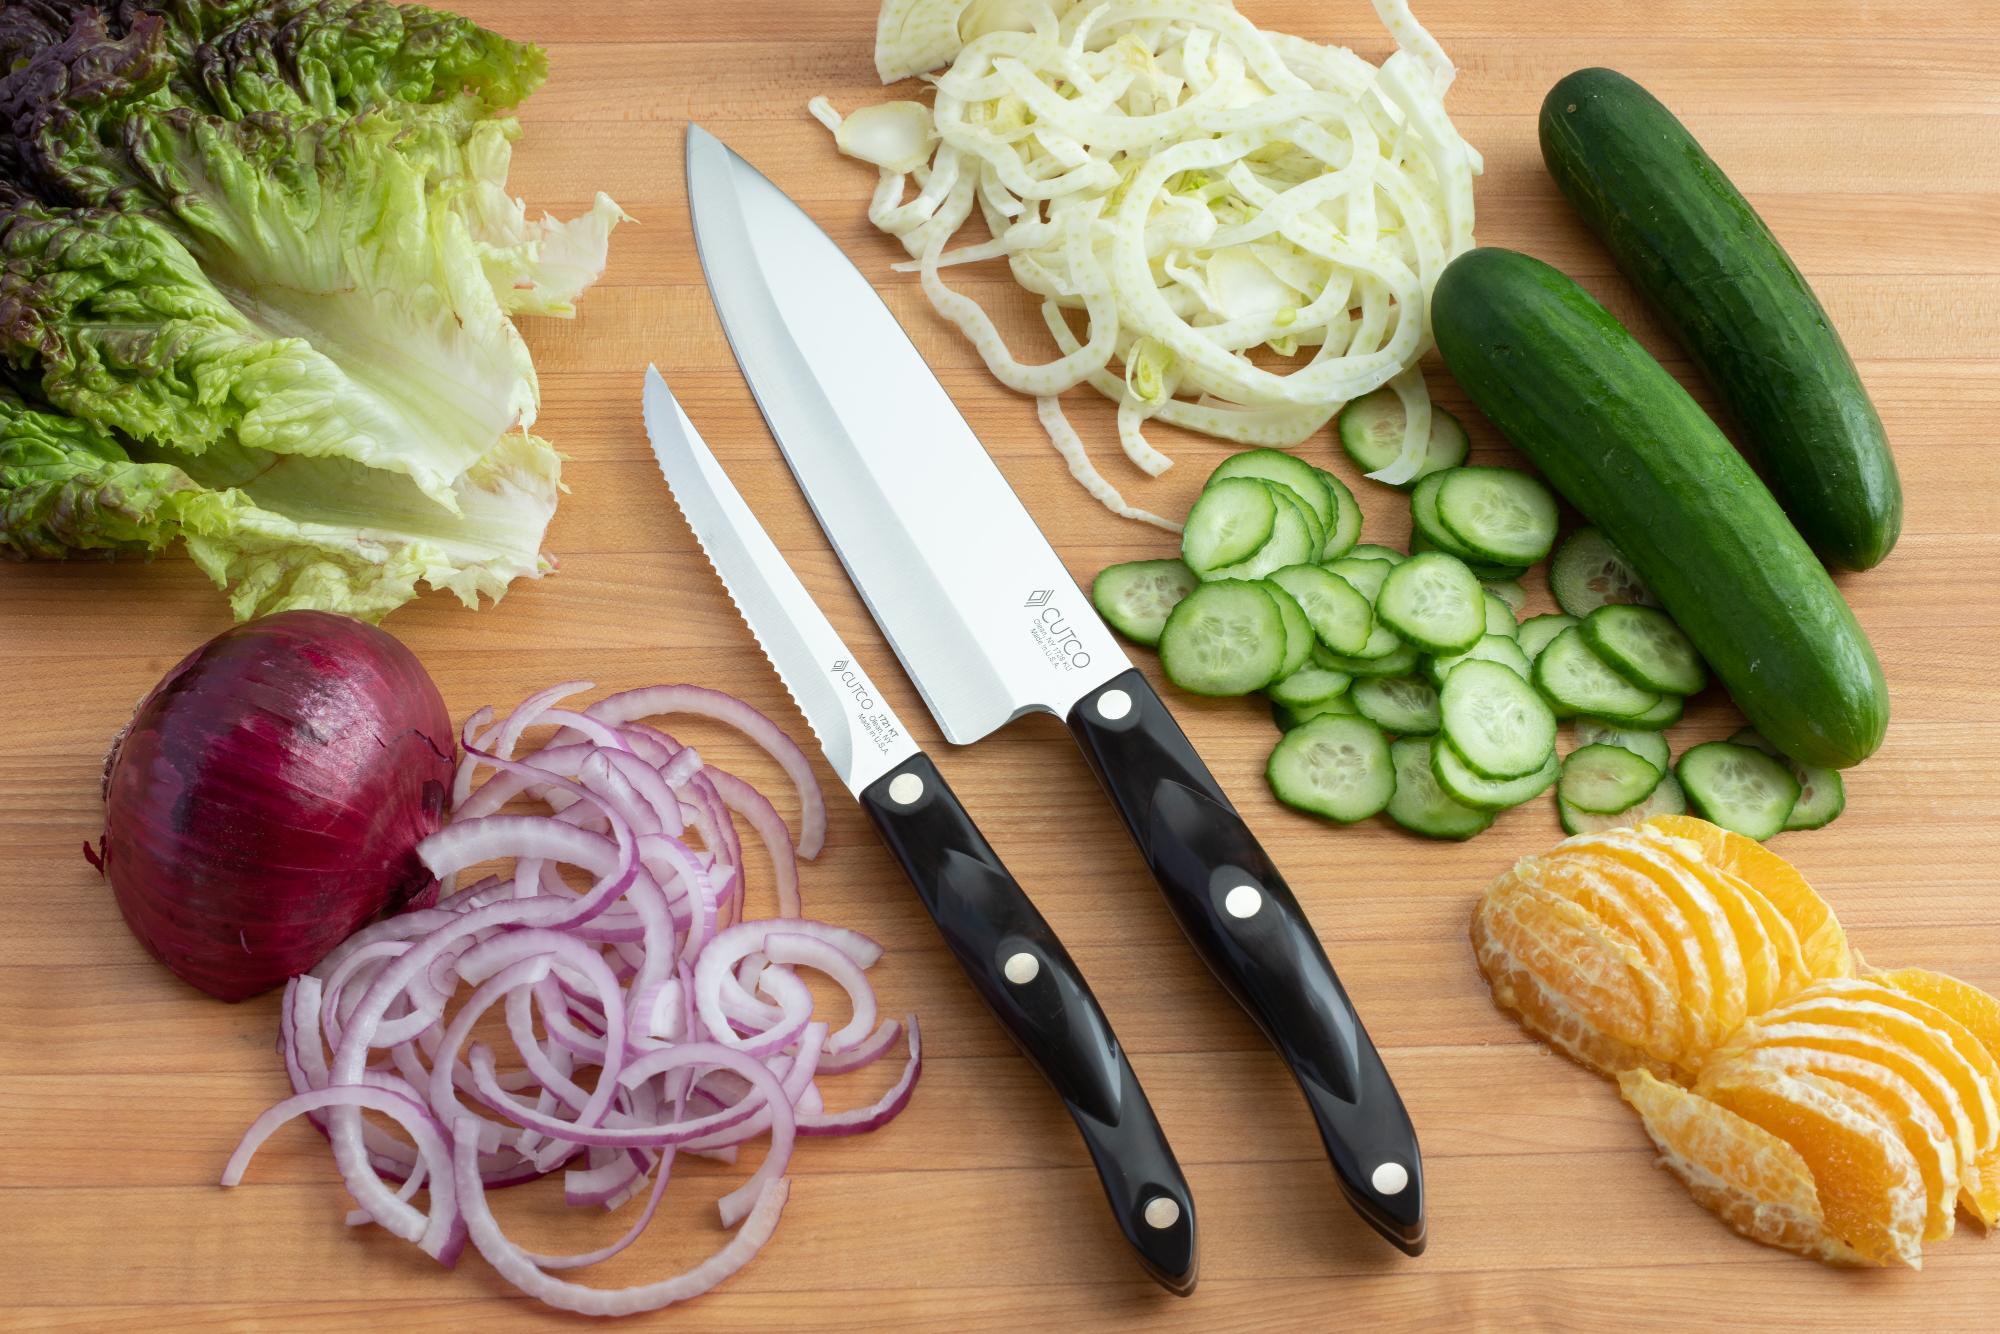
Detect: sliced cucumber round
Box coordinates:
(1208, 485, 1319, 580)
(1435, 738, 1559, 811)
(1262, 580, 1315, 679)
(1604, 692, 1684, 731)
(1315, 640, 1422, 678)
(1314, 467, 1363, 561)
(1346, 543, 1408, 566)
(1270, 692, 1360, 731)
(1410, 530, 1528, 581)
(1352, 674, 1441, 736)
(1336, 386, 1471, 488)
(1266, 663, 1354, 708)
(1435, 467, 1559, 566)
(1210, 449, 1334, 532)
(1517, 613, 1579, 664)
(1267, 715, 1394, 822)
(1676, 741, 1802, 841)
(1558, 772, 1688, 836)
(1377, 552, 1485, 655)
(1574, 719, 1671, 772)
(1158, 579, 1286, 696)
(1730, 729, 1845, 831)
(1385, 736, 1494, 839)
(1549, 527, 1656, 619)
(1181, 476, 1276, 575)
(1092, 559, 1196, 648)
(1429, 633, 1532, 685)
(1583, 604, 1707, 696)
(1324, 555, 1392, 603)
(1440, 658, 1557, 781)
(1268, 563, 1374, 656)
(1559, 743, 1664, 814)
(1532, 626, 1661, 719)
(1484, 583, 1526, 622)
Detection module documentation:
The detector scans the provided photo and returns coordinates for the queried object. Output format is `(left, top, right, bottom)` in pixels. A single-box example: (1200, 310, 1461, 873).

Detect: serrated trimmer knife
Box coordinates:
(642, 367, 1197, 1295)
(686, 124, 1427, 1255)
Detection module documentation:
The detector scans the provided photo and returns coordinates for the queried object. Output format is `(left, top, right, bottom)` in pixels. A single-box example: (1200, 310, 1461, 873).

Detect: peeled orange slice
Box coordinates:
(1716, 1041, 1959, 1241)
(1697, 1057, 1927, 1268)
(1472, 871, 1681, 1076)
(1619, 1068, 1865, 1266)
(1874, 967, 2000, 1227)
(1630, 825, 1801, 1012)
(1645, 814, 1852, 980)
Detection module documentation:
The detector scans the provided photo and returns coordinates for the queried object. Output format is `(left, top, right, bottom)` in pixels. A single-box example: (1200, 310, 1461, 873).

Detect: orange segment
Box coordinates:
(1717, 1043, 1959, 1241)
(1874, 967, 2000, 1226)
(1513, 855, 1705, 1070)
(1633, 824, 1803, 1010)
(1558, 831, 1751, 1033)
(1645, 814, 1852, 980)
(1472, 872, 1680, 1077)
(1618, 1069, 1865, 1265)
(1697, 1057, 1926, 1267)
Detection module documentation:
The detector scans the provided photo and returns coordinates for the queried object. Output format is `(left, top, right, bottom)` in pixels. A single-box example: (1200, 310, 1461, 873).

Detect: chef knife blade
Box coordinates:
(642, 366, 1198, 1294)
(686, 125, 1426, 1254)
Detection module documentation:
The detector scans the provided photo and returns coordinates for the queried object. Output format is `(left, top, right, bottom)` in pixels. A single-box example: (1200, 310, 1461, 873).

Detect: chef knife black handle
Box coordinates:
(1064, 668, 1426, 1256)
(860, 752, 1197, 1295)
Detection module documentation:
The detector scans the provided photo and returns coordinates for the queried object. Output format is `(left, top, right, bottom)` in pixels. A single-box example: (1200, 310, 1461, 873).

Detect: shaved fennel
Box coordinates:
(821, 0, 1480, 523)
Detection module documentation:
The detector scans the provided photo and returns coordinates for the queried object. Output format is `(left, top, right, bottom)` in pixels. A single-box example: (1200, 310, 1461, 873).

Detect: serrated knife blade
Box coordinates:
(641, 365, 917, 796)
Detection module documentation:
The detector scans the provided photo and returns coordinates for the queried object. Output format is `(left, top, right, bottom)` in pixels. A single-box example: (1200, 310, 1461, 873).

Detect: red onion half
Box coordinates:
(224, 682, 918, 1316)
(96, 611, 455, 1001)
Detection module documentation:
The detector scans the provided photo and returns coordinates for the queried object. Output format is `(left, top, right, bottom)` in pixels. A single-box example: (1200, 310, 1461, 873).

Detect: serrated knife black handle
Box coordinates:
(860, 751, 1198, 1294)
(1064, 668, 1425, 1255)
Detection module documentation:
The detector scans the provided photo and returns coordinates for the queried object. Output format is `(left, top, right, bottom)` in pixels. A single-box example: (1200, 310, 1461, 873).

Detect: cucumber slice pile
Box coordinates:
(1097, 445, 1851, 843)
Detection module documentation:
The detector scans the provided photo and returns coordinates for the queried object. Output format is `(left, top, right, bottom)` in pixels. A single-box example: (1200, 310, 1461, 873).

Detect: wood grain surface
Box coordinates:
(4, 2, 1998, 1328)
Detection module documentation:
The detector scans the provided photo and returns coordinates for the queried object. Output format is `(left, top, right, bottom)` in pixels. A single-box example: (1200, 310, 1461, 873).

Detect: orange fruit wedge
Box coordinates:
(1697, 1057, 1927, 1268)
(1472, 870, 1681, 1076)
(1618, 1068, 1865, 1265)
(1558, 830, 1754, 1033)
(1632, 824, 1807, 1009)
(1513, 854, 1708, 1070)
(1713, 1041, 1959, 1241)
(1874, 966, 2000, 1226)
(1645, 814, 1852, 980)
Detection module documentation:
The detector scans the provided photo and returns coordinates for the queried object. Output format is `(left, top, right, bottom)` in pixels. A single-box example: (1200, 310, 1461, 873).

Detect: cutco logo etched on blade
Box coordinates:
(1025, 593, 1092, 672)
(829, 659, 875, 710)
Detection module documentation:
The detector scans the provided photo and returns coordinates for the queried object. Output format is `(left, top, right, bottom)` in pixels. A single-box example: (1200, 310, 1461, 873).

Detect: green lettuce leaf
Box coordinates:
(2, 391, 560, 620)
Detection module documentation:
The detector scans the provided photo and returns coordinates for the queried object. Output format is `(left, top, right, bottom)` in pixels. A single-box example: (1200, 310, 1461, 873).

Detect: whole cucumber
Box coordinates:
(1540, 68, 1902, 571)
(1432, 247, 1887, 769)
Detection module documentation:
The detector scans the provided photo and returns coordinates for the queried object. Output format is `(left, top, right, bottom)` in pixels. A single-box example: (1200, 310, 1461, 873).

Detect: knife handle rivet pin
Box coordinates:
(1142, 1197, 1181, 1230)
(1224, 884, 1263, 919)
(1371, 1162, 1409, 1195)
(1095, 688, 1132, 721)
(1003, 952, 1040, 985)
(887, 772, 925, 806)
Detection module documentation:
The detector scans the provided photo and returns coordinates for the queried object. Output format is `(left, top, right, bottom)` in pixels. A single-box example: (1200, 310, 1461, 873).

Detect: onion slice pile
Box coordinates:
(817, 0, 1480, 523)
(223, 683, 919, 1316)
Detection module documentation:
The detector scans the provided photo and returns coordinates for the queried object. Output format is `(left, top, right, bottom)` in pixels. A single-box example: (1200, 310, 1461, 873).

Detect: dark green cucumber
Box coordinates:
(1540, 68, 1901, 571)
(1432, 247, 1887, 769)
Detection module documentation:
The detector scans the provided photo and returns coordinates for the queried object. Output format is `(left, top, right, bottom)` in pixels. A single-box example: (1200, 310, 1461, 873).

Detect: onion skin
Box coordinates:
(99, 611, 454, 1001)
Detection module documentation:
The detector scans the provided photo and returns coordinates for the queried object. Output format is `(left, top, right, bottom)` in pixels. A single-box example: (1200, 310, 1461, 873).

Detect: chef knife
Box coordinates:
(685, 124, 1426, 1255)
(642, 367, 1198, 1294)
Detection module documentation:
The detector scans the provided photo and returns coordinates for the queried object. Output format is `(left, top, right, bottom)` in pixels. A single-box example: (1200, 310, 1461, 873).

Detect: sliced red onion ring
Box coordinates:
(228, 683, 917, 1315)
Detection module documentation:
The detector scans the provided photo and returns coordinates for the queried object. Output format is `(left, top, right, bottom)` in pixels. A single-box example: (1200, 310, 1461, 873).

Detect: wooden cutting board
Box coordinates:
(4, 2, 1997, 1327)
